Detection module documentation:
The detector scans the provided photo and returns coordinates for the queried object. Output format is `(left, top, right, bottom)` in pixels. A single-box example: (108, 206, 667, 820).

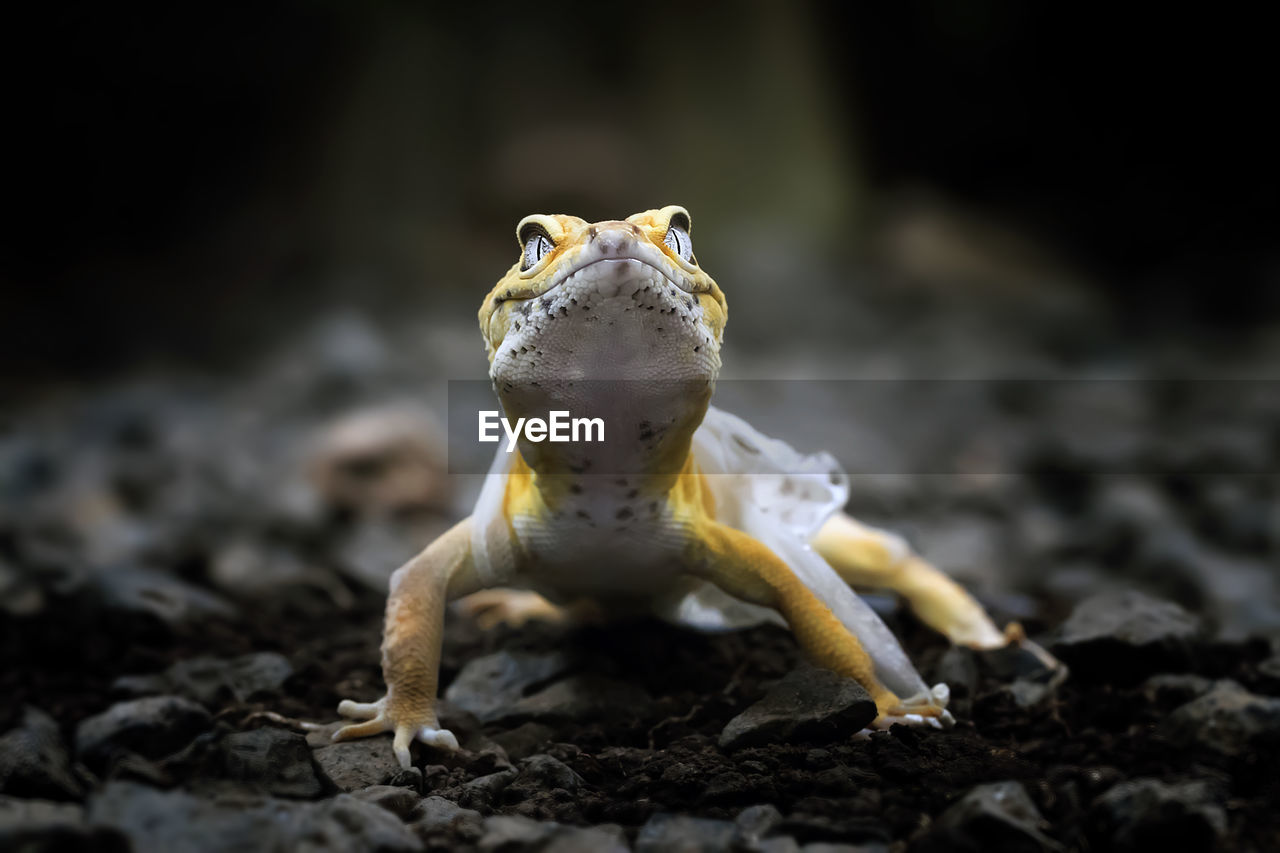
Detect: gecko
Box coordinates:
(333, 206, 1023, 769)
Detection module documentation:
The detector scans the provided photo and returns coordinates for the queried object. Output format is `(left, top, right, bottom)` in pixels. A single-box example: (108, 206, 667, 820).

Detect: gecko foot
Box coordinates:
(455, 589, 569, 629)
(333, 696, 459, 770)
(873, 683, 956, 730)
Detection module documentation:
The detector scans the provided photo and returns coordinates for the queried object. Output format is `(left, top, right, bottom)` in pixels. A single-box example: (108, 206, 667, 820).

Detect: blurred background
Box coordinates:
(2, 2, 1279, 640)
(4, 2, 1277, 388)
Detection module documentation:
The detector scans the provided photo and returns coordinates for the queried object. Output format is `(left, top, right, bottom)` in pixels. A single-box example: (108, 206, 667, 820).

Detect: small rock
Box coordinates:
(88, 781, 422, 852)
(916, 780, 1062, 852)
(476, 814, 552, 850)
(312, 737, 405, 792)
(463, 768, 518, 797)
(444, 651, 575, 724)
(213, 728, 324, 798)
(498, 675, 653, 727)
(350, 785, 424, 822)
(0, 796, 111, 850)
(637, 812, 737, 853)
(735, 803, 785, 844)
(1090, 778, 1226, 853)
(719, 664, 877, 750)
(75, 695, 211, 772)
(410, 795, 484, 838)
(1052, 590, 1201, 683)
(1140, 674, 1214, 705)
(0, 706, 83, 800)
(478, 814, 628, 853)
(490, 722, 556, 761)
(1161, 679, 1280, 757)
(932, 646, 979, 718)
(86, 565, 237, 629)
(512, 754, 583, 794)
(113, 652, 294, 707)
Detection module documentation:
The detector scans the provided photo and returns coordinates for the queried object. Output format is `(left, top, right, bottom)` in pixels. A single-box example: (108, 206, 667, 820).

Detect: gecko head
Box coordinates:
(478, 206, 727, 372)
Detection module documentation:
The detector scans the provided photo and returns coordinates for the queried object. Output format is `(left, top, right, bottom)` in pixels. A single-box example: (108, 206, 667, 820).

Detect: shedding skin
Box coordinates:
(334, 206, 1018, 769)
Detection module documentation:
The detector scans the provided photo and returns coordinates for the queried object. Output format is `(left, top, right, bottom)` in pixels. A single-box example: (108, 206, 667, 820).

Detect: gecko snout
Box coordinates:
(588, 223, 635, 257)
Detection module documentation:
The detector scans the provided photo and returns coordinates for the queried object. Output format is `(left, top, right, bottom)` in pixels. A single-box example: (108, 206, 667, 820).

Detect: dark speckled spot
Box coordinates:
(615, 507, 634, 520)
(569, 483, 583, 494)
(576, 509, 591, 520)
(626, 489, 639, 499)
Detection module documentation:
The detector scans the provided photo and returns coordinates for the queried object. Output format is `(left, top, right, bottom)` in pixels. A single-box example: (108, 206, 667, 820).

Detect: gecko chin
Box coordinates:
(491, 256, 721, 389)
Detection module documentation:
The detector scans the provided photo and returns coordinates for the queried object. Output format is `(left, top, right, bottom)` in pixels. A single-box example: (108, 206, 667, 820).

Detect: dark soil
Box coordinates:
(3, 315, 1280, 852)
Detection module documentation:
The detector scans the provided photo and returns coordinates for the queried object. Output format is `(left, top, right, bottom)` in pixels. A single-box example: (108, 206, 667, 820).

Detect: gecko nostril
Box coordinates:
(588, 226, 598, 239)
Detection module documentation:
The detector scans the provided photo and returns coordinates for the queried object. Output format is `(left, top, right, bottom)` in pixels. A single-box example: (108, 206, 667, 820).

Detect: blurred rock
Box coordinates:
(208, 728, 324, 799)
(308, 405, 451, 516)
(75, 696, 212, 772)
(0, 557, 46, 616)
(735, 803, 785, 845)
(493, 675, 652, 728)
(87, 781, 421, 852)
(1089, 778, 1226, 853)
(349, 785, 424, 822)
(335, 518, 437, 592)
(720, 664, 877, 751)
(507, 754, 584, 799)
(916, 780, 1061, 852)
(444, 650, 575, 724)
(0, 797, 114, 851)
(0, 707, 83, 800)
(636, 813, 737, 852)
(479, 814, 628, 853)
(1139, 674, 1214, 706)
(489, 722, 556, 762)
(408, 795, 484, 842)
(1052, 590, 1201, 683)
(84, 565, 237, 630)
(1161, 679, 1280, 757)
(113, 653, 293, 707)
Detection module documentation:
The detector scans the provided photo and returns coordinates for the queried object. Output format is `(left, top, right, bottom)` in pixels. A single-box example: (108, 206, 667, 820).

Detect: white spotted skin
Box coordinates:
(489, 224, 720, 599)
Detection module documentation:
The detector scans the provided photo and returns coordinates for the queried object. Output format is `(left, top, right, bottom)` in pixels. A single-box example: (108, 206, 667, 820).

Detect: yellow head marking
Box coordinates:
(478, 206, 726, 360)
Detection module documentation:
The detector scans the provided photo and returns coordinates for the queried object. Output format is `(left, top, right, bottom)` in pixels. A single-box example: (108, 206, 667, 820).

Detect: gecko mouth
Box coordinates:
(545, 253, 697, 299)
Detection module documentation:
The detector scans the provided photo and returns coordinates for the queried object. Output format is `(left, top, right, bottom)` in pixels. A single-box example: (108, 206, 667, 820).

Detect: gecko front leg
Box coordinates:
(333, 517, 482, 769)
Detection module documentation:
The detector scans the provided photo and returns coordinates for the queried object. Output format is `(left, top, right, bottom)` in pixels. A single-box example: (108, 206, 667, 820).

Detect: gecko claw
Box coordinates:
(333, 695, 459, 768)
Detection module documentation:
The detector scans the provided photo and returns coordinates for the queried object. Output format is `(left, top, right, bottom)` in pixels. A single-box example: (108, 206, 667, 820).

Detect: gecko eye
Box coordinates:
(520, 226, 554, 271)
(664, 219, 694, 263)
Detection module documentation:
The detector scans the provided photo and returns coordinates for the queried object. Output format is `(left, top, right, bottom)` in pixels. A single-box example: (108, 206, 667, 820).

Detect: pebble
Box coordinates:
(495, 675, 653, 727)
(113, 652, 294, 707)
(1161, 679, 1280, 757)
(719, 664, 877, 751)
(75, 695, 212, 772)
(0, 706, 83, 800)
(636, 813, 738, 853)
(1089, 778, 1226, 853)
(87, 781, 422, 852)
(0, 796, 103, 849)
(408, 795, 484, 840)
(1052, 590, 1201, 682)
(916, 780, 1062, 852)
(311, 736, 406, 793)
(478, 814, 629, 853)
(443, 650, 574, 724)
(210, 727, 324, 798)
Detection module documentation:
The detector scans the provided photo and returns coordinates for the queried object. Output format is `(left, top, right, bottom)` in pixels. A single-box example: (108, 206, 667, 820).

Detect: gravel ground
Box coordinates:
(3, 308, 1279, 852)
